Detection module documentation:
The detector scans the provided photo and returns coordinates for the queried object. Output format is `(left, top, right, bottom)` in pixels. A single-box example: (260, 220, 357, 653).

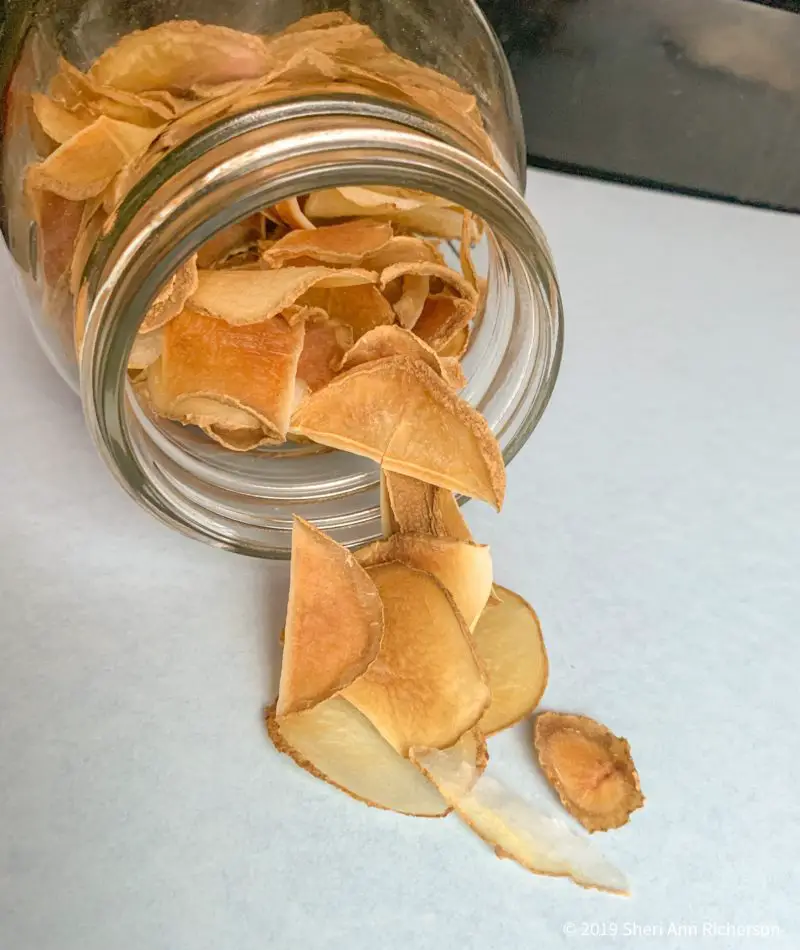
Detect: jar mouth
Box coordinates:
(79, 96, 563, 557)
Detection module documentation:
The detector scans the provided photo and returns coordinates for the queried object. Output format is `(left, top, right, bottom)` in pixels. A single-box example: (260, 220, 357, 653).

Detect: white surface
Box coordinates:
(1, 170, 799, 949)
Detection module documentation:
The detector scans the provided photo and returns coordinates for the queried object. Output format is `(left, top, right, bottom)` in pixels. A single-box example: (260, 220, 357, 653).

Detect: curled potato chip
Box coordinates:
(128, 327, 164, 371)
(139, 255, 198, 333)
(362, 235, 444, 271)
(414, 294, 475, 352)
(440, 357, 467, 391)
(157, 308, 304, 439)
(533, 713, 644, 833)
(267, 698, 486, 817)
(380, 262, 477, 304)
(411, 744, 629, 894)
(299, 284, 395, 339)
(31, 93, 94, 144)
(196, 215, 264, 269)
(262, 220, 393, 267)
(382, 471, 473, 543)
(343, 561, 490, 755)
(391, 274, 429, 329)
(278, 11, 357, 33)
(88, 21, 271, 93)
(296, 319, 353, 392)
(273, 198, 315, 230)
(291, 356, 505, 509)
(356, 534, 492, 631)
(471, 586, 548, 736)
(437, 325, 470, 359)
(25, 115, 159, 200)
(338, 325, 452, 382)
(277, 517, 383, 715)
(189, 267, 377, 326)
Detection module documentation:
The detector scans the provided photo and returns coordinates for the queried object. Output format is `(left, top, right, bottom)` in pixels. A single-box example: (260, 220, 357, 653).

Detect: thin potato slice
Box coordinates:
(411, 745, 629, 894)
(196, 215, 264, 268)
(128, 328, 164, 371)
(296, 319, 353, 392)
(534, 713, 644, 833)
(292, 356, 505, 509)
(383, 471, 473, 542)
(392, 274, 429, 329)
(273, 198, 315, 230)
(362, 235, 444, 271)
(277, 517, 383, 715)
(29, 190, 84, 285)
(169, 395, 270, 451)
(262, 220, 393, 267)
(25, 115, 159, 200)
(88, 21, 271, 93)
(305, 186, 427, 219)
(298, 284, 395, 339)
(437, 325, 470, 359)
(460, 210, 479, 288)
(414, 294, 475, 352)
(392, 205, 469, 240)
(380, 262, 477, 304)
(343, 562, 490, 755)
(189, 267, 377, 326)
(139, 255, 198, 333)
(472, 587, 548, 735)
(159, 308, 304, 439)
(338, 325, 451, 381)
(356, 534, 492, 632)
(267, 698, 486, 816)
(31, 93, 94, 144)
(440, 357, 467, 391)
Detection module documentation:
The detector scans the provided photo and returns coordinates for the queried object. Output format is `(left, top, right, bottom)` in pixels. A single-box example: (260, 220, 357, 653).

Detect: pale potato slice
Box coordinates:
(356, 534, 492, 631)
(361, 235, 444, 271)
(128, 327, 164, 371)
(471, 587, 548, 735)
(343, 562, 490, 755)
(196, 215, 264, 268)
(414, 294, 475, 352)
(382, 471, 473, 542)
(305, 186, 427, 219)
(298, 284, 395, 339)
(262, 220, 393, 267)
(437, 324, 470, 359)
(189, 267, 377, 326)
(29, 190, 84, 285)
(267, 698, 486, 816)
(264, 22, 385, 64)
(411, 745, 629, 894)
(272, 197, 316, 230)
(25, 115, 159, 200)
(169, 395, 270, 451)
(296, 319, 353, 392)
(88, 21, 271, 93)
(292, 356, 505, 508)
(139, 255, 198, 333)
(278, 11, 357, 33)
(534, 713, 644, 833)
(338, 325, 452, 382)
(391, 274, 429, 329)
(391, 204, 469, 240)
(379, 262, 477, 304)
(277, 517, 383, 715)
(157, 308, 304, 439)
(31, 93, 94, 144)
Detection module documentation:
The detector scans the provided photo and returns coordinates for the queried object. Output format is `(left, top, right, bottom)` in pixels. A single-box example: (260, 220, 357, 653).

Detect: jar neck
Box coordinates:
(79, 96, 562, 554)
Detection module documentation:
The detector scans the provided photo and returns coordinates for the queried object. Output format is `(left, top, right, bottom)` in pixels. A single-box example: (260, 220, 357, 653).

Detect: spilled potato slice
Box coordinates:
(356, 535, 492, 632)
(262, 220, 392, 267)
(471, 587, 548, 735)
(343, 562, 490, 755)
(382, 471, 473, 542)
(291, 356, 505, 509)
(533, 713, 644, 833)
(277, 517, 383, 715)
(189, 267, 376, 325)
(267, 697, 486, 817)
(411, 745, 629, 894)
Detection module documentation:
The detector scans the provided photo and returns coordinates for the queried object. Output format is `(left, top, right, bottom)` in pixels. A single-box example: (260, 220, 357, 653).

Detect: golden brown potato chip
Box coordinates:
(356, 534, 492, 632)
(264, 23, 385, 67)
(273, 197, 315, 230)
(392, 205, 469, 240)
(440, 357, 467, 391)
(157, 393, 271, 452)
(291, 356, 505, 509)
(471, 587, 548, 736)
(437, 325, 470, 359)
(337, 325, 452, 382)
(278, 12, 357, 33)
(25, 115, 159, 200)
(29, 190, 84, 285)
(196, 214, 264, 269)
(342, 561, 489, 755)
(534, 713, 644, 833)
(382, 471, 473, 543)
(189, 267, 377, 326)
(296, 319, 353, 392)
(262, 220, 393, 267)
(414, 294, 475, 352)
(391, 274, 429, 329)
(139, 255, 198, 333)
(88, 21, 271, 93)
(411, 744, 629, 894)
(298, 284, 395, 339)
(31, 93, 94, 144)
(157, 308, 304, 439)
(267, 697, 486, 817)
(380, 262, 477, 304)
(277, 517, 383, 715)
(304, 186, 428, 219)
(361, 235, 444, 271)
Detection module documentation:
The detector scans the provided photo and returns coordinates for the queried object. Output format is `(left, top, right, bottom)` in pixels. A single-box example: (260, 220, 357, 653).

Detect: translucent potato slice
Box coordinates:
(128, 328, 164, 371)
(379, 262, 478, 304)
(411, 745, 629, 894)
(356, 535, 492, 632)
(158, 308, 304, 439)
(267, 698, 486, 816)
(277, 517, 383, 716)
(471, 587, 548, 736)
(296, 319, 353, 392)
(343, 562, 490, 755)
(88, 21, 272, 93)
(533, 713, 644, 833)
(262, 220, 393, 267)
(291, 356, 505, 509)
(189, 267, 377, 326)
(338, 325, 452, 382)
(298, 284, 395, 339)
(382, 471, 473, 542)
(29, 190, 84, 286)
(305, 185, 427, 219)
(414, 294, 475, 352)
(139, 255, 198, 333)
(25, 115, 159, 200)
(362, 235, 444, 271)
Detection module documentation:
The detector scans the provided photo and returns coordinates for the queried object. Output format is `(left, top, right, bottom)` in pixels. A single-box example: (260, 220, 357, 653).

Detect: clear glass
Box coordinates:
(1, 0, 563, 557)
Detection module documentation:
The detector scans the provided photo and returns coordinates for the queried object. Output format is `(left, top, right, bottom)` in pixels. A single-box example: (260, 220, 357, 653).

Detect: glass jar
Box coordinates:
(0, 0, 563, 557)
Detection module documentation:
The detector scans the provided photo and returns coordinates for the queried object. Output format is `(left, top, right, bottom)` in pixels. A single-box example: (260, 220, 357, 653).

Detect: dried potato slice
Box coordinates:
(278, 11, 357, 33)
(196, 215, 264, 269)
(128, 327, 164, 371)
(471, 587, 548, 736)
(158, 308, 304, 439)
(88, 21, 271, 93)
(189, 267, 377, 326)
(296, 319, 353, 392)
(391, 274, 429, 329)
(440, 357, 467, 391)
(460, 210, 479, 288)
(31, 93, 94, 144)
(533, 713, 644, 833)
(262, 220, 393, 268)
(338, 325, 450, 381)
(291, 356, 505, 509)
(361, 236, 444, 271)
(273, 198, 315, 231)
(382, 471, 473, 543)
(29, 190, 84, 285)
(267, 697, 486, 816)
(342, 561, 490, 755)
(356, 534, 492, 632)
(25, 115, 159, 201)
(392, 204, 469, 240)
(305, 186, 428, 219)
(411, 744, 629, 894)
(298, 284, 395, 339)
(437, 324, 470, 359)
(139, 255, 198, 333)
(277, 517, 383, 715)
(414, 294, 475, 352)
(380, 262, 477, 304)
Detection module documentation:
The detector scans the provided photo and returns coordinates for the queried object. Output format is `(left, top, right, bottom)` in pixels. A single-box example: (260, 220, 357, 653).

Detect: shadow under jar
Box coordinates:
(1, 0, 563, 557)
